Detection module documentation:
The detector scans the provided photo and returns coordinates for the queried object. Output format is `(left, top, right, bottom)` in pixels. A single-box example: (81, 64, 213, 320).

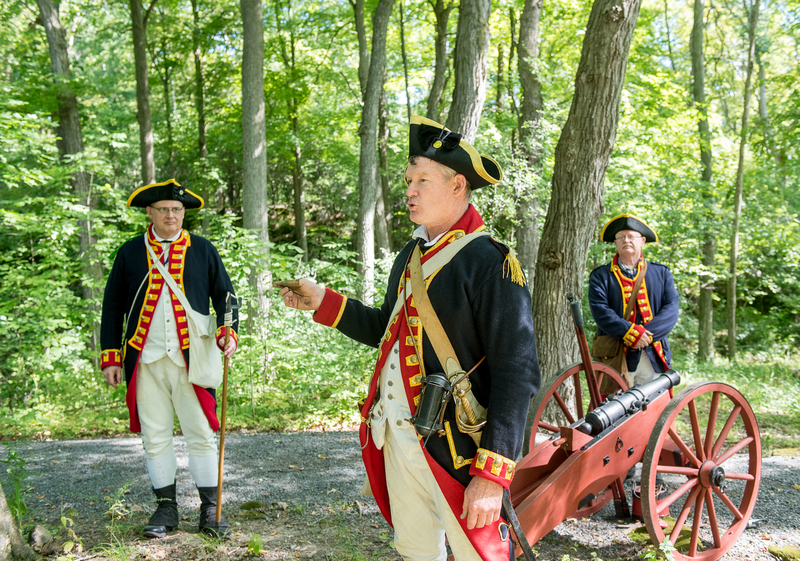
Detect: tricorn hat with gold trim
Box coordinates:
(126, 179, 204, 209)
(408, 116, 502, 189)
(600, 214, 658, 243)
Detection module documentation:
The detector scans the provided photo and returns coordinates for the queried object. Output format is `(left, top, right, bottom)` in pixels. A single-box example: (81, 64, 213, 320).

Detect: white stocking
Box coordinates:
(188, 454, 218, 488)
(146, 450, 178, 489)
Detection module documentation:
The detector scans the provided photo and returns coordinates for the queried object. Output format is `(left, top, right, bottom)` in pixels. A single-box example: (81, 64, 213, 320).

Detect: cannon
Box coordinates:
(509, 294, 761, 561)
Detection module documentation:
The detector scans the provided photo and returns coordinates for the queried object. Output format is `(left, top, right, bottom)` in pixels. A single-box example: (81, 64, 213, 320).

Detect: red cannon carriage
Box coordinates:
(508, 294, 761, 561)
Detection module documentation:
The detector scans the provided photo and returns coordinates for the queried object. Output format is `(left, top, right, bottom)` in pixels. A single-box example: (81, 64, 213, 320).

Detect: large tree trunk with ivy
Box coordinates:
(529, 0, 644, 432)
(354, 0, 395, 302)
(241, 0, 271, 345)
(426, 0, 454, 122)
(0, 484, 38, 561)
(129, 0, 155, 185)
(446, 0, 491, 142)
(691, 0, 715, 363)
(37, 0, 102, 363)
(727, 0, 760, 362)
(515, 0, 544, 285)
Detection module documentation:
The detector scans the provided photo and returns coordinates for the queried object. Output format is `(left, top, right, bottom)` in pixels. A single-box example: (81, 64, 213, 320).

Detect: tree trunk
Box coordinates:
(129, 0, 156, 185)
(0, 484, 39, 560)
(375, 84, 392, 254)
(191, 0, 209, 233)
(352, 0, 369, 95)
(398, 0, 412, 123)
(355, 0, 395, 302)
(241, 0, 271, 344)
(530, 0, 644, 421)
(515, 0, 544, 285)
(157, 39, 177, 178)
(446, 0, 491, 142)
(755, 46, 786, 183)
(275, 0, 308, 261)
(191, 0, 208, 160)
(496, 44, 504, 109)
(691, 0, 715, 363)
(727, 0, 760, 362)
(426, 0, 454, 122)
(37, 0, 102, 364)
(292, 114, 308, 260)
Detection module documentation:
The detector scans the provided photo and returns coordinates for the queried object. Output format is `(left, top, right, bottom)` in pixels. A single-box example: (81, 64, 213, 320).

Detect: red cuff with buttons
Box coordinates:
(215, 326, 239, 351)
(469, 448, 517, 489)
(312, 288, 347, 328)
(623, 323, 647, 347)
(101, 349, 122, 370)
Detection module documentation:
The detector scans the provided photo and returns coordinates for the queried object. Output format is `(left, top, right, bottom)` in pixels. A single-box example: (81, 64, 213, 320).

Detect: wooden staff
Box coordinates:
(216, 292, 234, 525)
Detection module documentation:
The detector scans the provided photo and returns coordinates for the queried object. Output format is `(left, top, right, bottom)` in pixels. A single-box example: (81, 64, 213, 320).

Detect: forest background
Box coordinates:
(0, 0, 798, 453)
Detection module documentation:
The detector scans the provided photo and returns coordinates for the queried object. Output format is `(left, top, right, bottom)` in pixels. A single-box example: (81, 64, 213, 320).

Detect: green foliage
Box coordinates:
(0, 441, 28, 522)
(639, 538, 677, 561)
(247, 534, 262, 555)
(0, 0, 798, 442)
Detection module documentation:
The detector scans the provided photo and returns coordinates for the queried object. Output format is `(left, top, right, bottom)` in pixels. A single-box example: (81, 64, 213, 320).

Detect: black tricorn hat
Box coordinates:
(600, 214, 658, 243)
(408, 115, 502, 189)
(126, 179, 204, 209)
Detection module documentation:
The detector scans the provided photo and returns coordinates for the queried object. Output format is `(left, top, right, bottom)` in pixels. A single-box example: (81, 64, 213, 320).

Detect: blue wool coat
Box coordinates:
(588, 258, 679, 373)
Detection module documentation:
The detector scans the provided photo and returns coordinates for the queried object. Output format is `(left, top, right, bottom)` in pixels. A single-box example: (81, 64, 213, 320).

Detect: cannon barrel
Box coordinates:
(577, 370, 680, 436)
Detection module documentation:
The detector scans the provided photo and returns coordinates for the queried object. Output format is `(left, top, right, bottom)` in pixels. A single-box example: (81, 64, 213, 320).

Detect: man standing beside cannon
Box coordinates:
(588, 214, 679, 389)
(279, 116, 540, 560)
(100, 179, 239, 538)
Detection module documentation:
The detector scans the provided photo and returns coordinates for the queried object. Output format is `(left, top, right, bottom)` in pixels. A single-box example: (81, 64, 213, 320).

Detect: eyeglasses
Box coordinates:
(151, 206, 185, 215)
(615, 235, 642, 242)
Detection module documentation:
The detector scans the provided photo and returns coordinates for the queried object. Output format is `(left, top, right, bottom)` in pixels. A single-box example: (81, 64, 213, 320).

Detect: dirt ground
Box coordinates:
(10, 431, 800, 560)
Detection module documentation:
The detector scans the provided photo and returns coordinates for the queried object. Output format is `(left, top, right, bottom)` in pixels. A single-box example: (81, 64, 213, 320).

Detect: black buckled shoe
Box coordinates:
(197, 486, 231, 538)
(143, 483, 179, 539)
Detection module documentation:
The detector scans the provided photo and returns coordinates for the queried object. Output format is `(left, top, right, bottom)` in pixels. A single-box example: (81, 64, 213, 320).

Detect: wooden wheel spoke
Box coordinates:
(668, 425, 702, 468)
(689, 489, 706, 557)
(539, 421, 559, 433)
(706, 488, 722, 548)
(657, 477, 698, 514)
(669, 485, 702, 544)
(594, 373, 605, 406)
(716, 436, 754, 465)
(656, 465, 699, 477)
(711, 405, 742, 459)
(552, 390, 576, 424)
(704, 391, 720, 459)
(714, 486, 744, 520)
(724, 471, 755, 481)
(689, 400, 706, 462)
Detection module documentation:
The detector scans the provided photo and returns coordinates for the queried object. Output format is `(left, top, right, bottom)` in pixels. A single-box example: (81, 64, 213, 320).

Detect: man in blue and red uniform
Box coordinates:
(588, 214, 679, 388)
(100, 179, 238, 538)
(279, 116, 540, 560)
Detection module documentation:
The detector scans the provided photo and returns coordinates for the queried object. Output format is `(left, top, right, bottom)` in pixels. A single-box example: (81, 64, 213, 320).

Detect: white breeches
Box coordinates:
(630, 352, 659, 386)
(136, 356, 217, 460)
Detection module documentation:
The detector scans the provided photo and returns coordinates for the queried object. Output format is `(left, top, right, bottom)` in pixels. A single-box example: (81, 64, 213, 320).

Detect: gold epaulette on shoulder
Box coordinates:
(502, 245, 526, 287)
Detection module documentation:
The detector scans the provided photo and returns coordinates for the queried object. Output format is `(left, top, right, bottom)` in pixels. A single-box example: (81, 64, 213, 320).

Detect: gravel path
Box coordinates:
(4, 431, 798, 560)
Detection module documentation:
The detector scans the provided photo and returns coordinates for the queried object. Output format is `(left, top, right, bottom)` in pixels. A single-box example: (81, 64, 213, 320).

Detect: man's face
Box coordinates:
(614, 229, 646, 259)
(404, 157, 466, 237)
(146, 199, 185, 239)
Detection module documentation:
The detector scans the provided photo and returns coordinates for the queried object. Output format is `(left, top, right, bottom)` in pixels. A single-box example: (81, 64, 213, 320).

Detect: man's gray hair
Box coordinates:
(407, 155, 472, 201)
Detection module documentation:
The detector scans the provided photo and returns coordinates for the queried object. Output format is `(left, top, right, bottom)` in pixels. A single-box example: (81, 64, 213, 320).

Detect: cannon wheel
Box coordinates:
(522, 361, 629, 517)
(641, 382, 761, 561)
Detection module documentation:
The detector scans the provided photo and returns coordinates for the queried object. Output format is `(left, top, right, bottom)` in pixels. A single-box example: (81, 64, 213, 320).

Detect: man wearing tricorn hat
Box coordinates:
(279, 116, 540, 560)
(588, 214, 679, 388)
(100, 179, 239, 538)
